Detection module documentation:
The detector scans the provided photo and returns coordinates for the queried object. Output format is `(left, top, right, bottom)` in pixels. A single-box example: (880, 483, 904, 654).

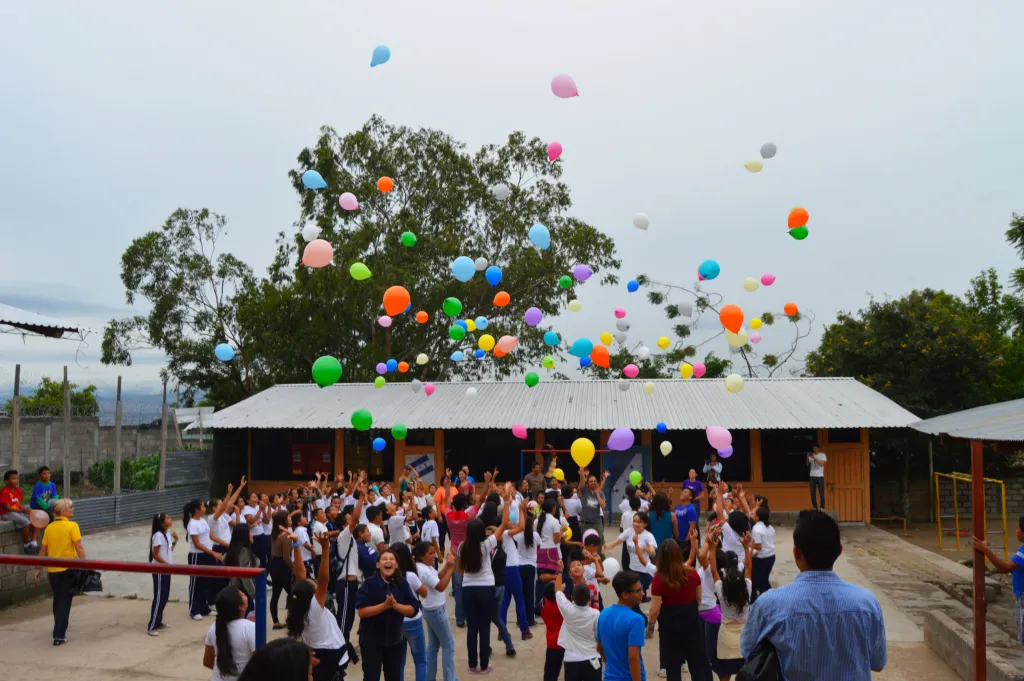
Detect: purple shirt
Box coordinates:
(683, 479, 704, 504)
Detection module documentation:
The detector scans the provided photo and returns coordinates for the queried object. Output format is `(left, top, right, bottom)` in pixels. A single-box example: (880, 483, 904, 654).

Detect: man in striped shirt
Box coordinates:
(740, 510, 886, 681)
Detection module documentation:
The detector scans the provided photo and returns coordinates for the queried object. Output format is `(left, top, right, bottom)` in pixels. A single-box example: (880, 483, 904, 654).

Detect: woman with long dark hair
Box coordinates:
(710, 532, 753, 681)
(185, 499, 221, 620)
(391, 542, 428, 681)
(203, 587, 256, 681)
(414, 541, 457, 681)
(147, 512, 178, 634)
(355, 547, 420, 681)
(516, 501, 539, 626)
(649, 492, 678, 553)
(750, 505, 775, 602)
(535, 497, 564, 616)
(287, 534, 349, 681)
(225, 523, 258, 616)
(236, 638, 311, 681)
(270, 510, 296, 629)
(645, 535, 706, 681)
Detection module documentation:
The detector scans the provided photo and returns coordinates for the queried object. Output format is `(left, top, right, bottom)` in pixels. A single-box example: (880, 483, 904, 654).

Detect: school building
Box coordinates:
(202, 377, 919, 523)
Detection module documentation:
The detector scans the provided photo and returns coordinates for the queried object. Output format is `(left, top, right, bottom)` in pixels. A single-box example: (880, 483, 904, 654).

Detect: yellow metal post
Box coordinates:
(952, 477, 961, 551)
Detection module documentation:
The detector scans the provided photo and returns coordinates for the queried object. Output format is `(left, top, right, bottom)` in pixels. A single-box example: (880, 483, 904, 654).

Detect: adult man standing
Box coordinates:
(807, 445, 827, 510)
(740, 510, 886, 681)
(597, 571, 647, 681)
(525, 462, 546, 500)
(578, 469, 610, 541)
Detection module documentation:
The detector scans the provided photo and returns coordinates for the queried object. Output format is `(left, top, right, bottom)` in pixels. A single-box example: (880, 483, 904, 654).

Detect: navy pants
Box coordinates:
(187, 553, 215, 618)
(149, 574, 171, 631)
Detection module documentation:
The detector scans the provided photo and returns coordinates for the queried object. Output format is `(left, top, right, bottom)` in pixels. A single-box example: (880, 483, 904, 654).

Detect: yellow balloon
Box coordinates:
(570, 438, 595, 468)
(478, 334, 495, 352)
(744, 159, 763, 173)
(743, 277, 759, 292)
(726, 328, 749, 348)
(725, 373, 744, 393)
(680, 363, 693, 379)
(657, 336, 670, 350)
(660, 441, 673, 456)
(567, 299, 582, 312)
(600, 332, 613, 346)
(750, 317, 763, 330)
(465, 319, 477, 332)
(553, 468, 565, 482)
(416, 353, 429, 365)
(644, 381, 656, 395)
(563, 527, 572, 541)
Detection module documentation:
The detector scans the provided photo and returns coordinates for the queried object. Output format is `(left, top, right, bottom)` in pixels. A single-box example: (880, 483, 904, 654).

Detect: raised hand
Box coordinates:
(445, 551, 456, 566)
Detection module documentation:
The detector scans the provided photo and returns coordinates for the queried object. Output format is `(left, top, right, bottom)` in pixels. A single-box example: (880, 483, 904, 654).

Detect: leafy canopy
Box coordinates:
(4, 377, 99, 417)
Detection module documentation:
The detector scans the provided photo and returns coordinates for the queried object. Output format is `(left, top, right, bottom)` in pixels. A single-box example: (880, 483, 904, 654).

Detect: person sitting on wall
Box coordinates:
(1, 470, 38, 551)
(30, 466, 59, 523)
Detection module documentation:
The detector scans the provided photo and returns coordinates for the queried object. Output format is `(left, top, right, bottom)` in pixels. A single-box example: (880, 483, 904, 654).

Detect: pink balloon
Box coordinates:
(550, 74, 579, 99)
(614, 308, 626, 319)
(378, 315, 392, 328)
(302, 239, 334, 268)
(338, 192, 359, 211)
(623, 364, 639, 378)
(547, 141, 563, 162)
(512, 423, 528, 439)
(497, 335, 519, 352)
(692, 362, 706, 379)
(706, 426, 732, 450)
(697, 271, 706, 282)
(424, 382, 435, 396)
(760, 273, 776, 286)
(750, 332, 762, 344)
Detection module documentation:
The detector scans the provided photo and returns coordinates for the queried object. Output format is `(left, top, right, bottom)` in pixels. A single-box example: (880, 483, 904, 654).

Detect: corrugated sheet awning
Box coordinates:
(910, 398, 1024, 442)
(202, 377, 919, 431)
(0, 303, 83, 339)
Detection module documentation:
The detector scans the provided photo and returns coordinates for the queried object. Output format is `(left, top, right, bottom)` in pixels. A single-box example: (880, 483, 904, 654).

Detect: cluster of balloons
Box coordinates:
(788, 207, 809, 241)
(744, 142, 777, 173)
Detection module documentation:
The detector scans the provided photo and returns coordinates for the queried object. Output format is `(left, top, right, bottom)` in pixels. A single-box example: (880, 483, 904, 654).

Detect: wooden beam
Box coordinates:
(333, 429, 345, 481)
(750, 429, 763, 484)
(435, 429, 445, 482)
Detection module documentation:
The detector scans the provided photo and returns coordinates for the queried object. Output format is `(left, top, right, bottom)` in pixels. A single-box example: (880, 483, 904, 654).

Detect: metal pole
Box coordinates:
(1002, 483, 1009, 563)
(971, 439, 986, 681)
(928, 440, 934, 523)
(254, 570, 267, 648)
(114, 377, 122, 495)
(62, 367, 70, 498)
(11, 364, 20, 471)
(953, 478, 961, 551)
(159, 380, 168, 490)
(935, 473, 942, 551)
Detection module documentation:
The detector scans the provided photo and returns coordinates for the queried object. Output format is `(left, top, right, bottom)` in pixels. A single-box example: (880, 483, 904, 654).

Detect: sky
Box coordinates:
(0, 0, 1021, 397)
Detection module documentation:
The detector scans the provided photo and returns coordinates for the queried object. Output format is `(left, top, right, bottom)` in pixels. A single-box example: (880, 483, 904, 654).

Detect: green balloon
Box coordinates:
(401, 232, 417, 247)
(311, 356, 342, 388)
(559, 275, 573, 289)
(449, 325, 466, 341)
(542, 356, 555, 369)
(349, 262, 372, 280)
(351, 408, 373, 431)
(629, 470, 643, 486)
(374, 376, 386, 388)
(788, 226, 809, 241)
(443, 297, 463, 317)
(525, 372, 539, 387)
(391, 424, 408, 440)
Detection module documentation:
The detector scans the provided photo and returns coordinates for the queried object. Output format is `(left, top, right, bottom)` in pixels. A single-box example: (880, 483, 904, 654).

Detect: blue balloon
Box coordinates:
(475, 349, 486, 359)
(627, 279, 640, 293)
(528, 224, 551, 250)
(372, 437, 387, 452)
(451, 256, 476, 282)
(456, 320, 469, 332)
(579, 357, 592, 368)
(568, 337, 594, 358)
(386, 359, 398, 372)
(543, 331, 560, 346)
(485, 266, 503, 287)
(214, 343, 234, 361)
(370, 45, 391, 67)
(474, 316, 488, 330)
(656, 422, 667, 433)
(403, 303, 411, 314)
(698, 259, 720, 281)
(451, 351, 465, 362)
(301, 170, 327, 190)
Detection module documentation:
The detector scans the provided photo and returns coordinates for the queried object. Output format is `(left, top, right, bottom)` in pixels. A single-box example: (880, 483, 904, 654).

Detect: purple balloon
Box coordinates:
(572, 264, 593, 282)
(524, 307, 543, 327)
(375, 362, 387, 375)
(718, 446, 734, 458)
(607, 427, 635, 452)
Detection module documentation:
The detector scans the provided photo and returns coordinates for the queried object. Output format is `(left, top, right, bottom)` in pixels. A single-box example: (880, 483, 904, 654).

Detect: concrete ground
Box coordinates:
(0, 521, 964, 681)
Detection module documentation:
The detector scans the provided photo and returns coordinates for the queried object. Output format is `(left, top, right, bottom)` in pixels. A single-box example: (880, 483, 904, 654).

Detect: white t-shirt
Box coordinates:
(517, 530, 539, 567)
(539, 516, 563, 549)
(335, 527, 360, 579)
(295, 526, 313, 562)
(304, 598, 346, 649)
(459, 535, 497, 587)
(414, 495, 429, 513)
(555, 591, 601, 662)
(151, 531, 173, 563)
(715, 579, 752, 622)
(421, 519, 439, 546)
(698, 566, 717, 612)
(261, 508, 272, 536)
(404, 572, 423, 621)
(315, 497, 329, 511)
(721, 524, 745, 561)
(368, 524, 386, 549)
(618, 498, 649, 514)
(752, 521, 776, 559)
(563, 496, 582, 519)
(583, 564, 598, 593)
(809, 452, 827, 477)
(417, 563, 447, 610)
(188, 517, 212, 553)
(242, 505, 263, 536)
(501, 533, 520, 567)
(311, 521, 328, 556)
(620, 509, 636, 533)
(204, 619, 256, 681)
(387, 512, 409, 543)
(618, 528, 656, 572)
(209, 514, 230, 544)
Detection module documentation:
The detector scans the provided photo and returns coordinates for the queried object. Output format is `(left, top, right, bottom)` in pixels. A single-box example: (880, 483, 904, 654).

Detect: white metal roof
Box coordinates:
(911, 398, 1024, 442)
(0, 303, 84, 339)
(202, 377, 919, 431)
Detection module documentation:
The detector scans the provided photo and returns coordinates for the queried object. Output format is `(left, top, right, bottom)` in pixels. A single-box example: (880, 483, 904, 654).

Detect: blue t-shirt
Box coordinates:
(596, 604, 646, 681)
(1012, 546, 1024, 596)
(30, 481, 58, 510)
(674, 504, 698, 532)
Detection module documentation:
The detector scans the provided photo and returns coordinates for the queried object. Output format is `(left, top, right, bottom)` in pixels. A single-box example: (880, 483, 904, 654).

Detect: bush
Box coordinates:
(88, 455, 160, 493)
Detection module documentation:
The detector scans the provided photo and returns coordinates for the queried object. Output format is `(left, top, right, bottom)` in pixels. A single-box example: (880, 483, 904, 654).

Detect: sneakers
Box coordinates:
(157, 623, 169, 629)
(148, 630, 160, 637)
(53, 639, 66, 646)
(521, 630, 533, 640)
(505, 647, 516, 657)
(192, 614, 204, 621)
(657, 669, 667, 677)
(480, 666, 494, 674)
(456, 621, 466, 628)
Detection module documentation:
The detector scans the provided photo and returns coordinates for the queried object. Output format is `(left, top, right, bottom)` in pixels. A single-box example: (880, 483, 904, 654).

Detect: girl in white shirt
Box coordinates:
(750, 506, 776, 601)
(392, 542, 428, 681)
(603, 511, 657, 597)
(498, 500, 532, 640)
(415, 542, 458, 681)
(148, 512, 178, 634)
(516, 511, 540, 627)
(185, 500, 220, 620)
(710, 531, 753, 679)
(203, 587, 256, 681)
(287, 536, 350, 681)
(420, 506, 440, 559)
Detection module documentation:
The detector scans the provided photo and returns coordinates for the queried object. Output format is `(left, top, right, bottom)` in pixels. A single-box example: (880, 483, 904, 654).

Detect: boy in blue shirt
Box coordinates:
(30, 466, 59, 522)
(596, 570, 647, 681)
(974, 515, 1024, 645)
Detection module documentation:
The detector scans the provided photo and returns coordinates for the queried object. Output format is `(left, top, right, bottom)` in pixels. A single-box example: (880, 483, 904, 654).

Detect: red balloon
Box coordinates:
(784, 302, 799, 317)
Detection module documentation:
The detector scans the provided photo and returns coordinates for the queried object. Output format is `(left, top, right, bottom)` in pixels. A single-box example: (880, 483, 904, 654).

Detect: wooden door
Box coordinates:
(826, 444, 866, 522)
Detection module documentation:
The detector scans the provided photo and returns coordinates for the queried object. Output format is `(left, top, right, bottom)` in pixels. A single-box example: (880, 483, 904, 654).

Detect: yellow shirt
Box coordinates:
(42, 517, 82, 572)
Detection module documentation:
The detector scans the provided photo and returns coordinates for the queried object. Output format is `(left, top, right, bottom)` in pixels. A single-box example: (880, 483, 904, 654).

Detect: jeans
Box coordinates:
(452, 570, 465, 625)
(752, 555, 775, 601)
(463, 584, 495, 669)
(400, 619, 427, 681)
(49, 570, 74, 641)
(491, 585, 514, 651)
(422, 606, 458, 681)
(148, 574, 171, 631)
(499, 566, 529, 633)
(360, 638, 404, 681)
(810, 476, 825, 509)
(518, 565, 537, 625)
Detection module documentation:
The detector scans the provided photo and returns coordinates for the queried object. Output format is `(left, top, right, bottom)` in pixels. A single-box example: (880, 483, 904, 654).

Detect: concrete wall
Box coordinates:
(0, 521, 50, 607)
(873, 475, 1024, 523)
(924, 611, 1024, 681)
(0, 417, 166, 473)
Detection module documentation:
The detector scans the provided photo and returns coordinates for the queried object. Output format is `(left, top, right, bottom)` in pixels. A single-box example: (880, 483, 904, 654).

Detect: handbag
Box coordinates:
(69, 569, 103, 596)
(736, 638, 783, 681)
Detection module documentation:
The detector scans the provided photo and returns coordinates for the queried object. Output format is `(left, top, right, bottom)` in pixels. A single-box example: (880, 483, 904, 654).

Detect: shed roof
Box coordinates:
(0, 303, 84, 339)
(911, 398, 1024, 442)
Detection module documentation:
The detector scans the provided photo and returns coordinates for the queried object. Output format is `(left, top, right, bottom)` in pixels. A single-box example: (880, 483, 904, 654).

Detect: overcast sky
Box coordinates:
(1, 0, 1021, 395)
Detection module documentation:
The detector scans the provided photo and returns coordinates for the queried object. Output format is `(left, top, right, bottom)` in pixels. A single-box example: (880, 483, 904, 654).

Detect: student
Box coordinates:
(536, 498, 565, 614)
(750, 506, 776, 602)
(414, 542, 458, 681)
(682, 469, 705, 517)
(674, 488, 699, 542)
(33, 498, 85, 645)
(581, 533, 607, 609)
(355, 547, 420, 681)
(211, 481, 246, 600)
(604, 511, 657, 600)
(334, 492, 365, 648)
(203, 587, 257, 681)
(287, 535, 351, 681)
(148, 512, 179, 634)
(185, 499, 220, 620)
(645, 536, 706, 681)
(649, 492, 678, 553)
(499, 499, 532, 641)
(553, 567, 601, 681)
(392, 543, 428, 681)
(975, 518, 1024, 645)
(235, 638, 312, 681)
(480, 501, 517, 658)
(697, 526, 725, 679)
(540, 581, 565, 681)
(225, 524, 259, 616)
(566, 553, 600, 610)
(269, 510, 295, 630)
(366, 506, 388, 552)
(242, 494, 268, 568)
(420, 505, 440, 559)
(293, 513, 314, 575)
(596, 571, 647, 681)
(1, 469, 38, 550)
(443, 476, 479, 628)
(30, 466, 59, 522)
(310, 507, 330, 577)
(517, 503, 540, 627)
(710, 532, 753, 681)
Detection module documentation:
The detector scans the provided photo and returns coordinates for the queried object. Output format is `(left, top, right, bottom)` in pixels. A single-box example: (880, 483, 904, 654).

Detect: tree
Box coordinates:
(5, 377, 99, 417)
(581, 347, 731, 380)
(1008, 213, 1024, 294)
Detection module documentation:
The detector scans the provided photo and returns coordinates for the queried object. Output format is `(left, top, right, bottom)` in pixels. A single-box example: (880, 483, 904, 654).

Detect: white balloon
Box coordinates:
(726, 328, 749, 348)
(301, 225, 321, 242)
(602, 557, 621, 579)
(411, 379, 423, 392)
(466, 387, 478, 398)
(637, 346, 651, 360)
(677, 302, 693, 318)
(725, 373, 745, 393)
(474, 257, 488, 271)
(490, 183, 510, 201)
(614, 332, 628, 345)
(760, 142, 777, 159)
(618, 379, 630, 392)
(660, 441, 673, 456)
(633, 213, 649, 230)
(615, 320, 631, 332)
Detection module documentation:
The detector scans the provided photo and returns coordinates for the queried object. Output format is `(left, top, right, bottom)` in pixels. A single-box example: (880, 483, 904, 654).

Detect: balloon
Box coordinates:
(475, 257, 489, 271)
(451, 256, 476, 282)
(616, 320, 631, 332)
(449, 325, 466, 341)
(693, 362, 706, 379)
(614, 332, 628, 345)
(725, 373, 744, 393)
(744, 159, 764, 173)
(512, 423, 528, 439)
(373, 362, 386, 375)
(542, 355, 555, 369)
(525, 372, 539, 387)
(494, 347, 508, 358)
(559, 275, 573, 289)
(465, 319, 477, 333)
(525, 307, 543, 326)
(338, 192, 359, 211)
(466, 387, 478, 397)
(677, 302, 693, 318)
(416, 311, 429, 324)
(627, 280, 639, 293)
(743, 277, 759, 293)
(416, 353, 428, 365)
(493, 291, 511, 307)
(370, 45, 391, 67)
(718, 446, 734, 458)
(497, 335, 519, 353)
(623, 364, 639, 378)
(349, 262, 372, 280)
(484, 266, 503, 286)
(475, 316, 489, 330)
(633, 213, 649, 230)
(719, 304, 744, 333)
(579, 357, 592, 368)
(698, 272, 705, 282)
(750, 332, 762, 344)
(372, 437, 386, 452)
(784, 302, 799, 317)
(424, 383, 435, 396)
(451, 351, 466, 362)
(312, 356, 342, 388)
(553, 468, 565, 482)
(788, 226, 809, 240)
(378, 315, 392, 328)
(474, 349, 485, 359)
(490, 183, 510, 200)
(455, 320, 469, 333)
(567, 299, 582, 312)
(550, 74, 579, 98)
(573, 264, 593, 282)
(543, 331, 560, 346)
(629, 470, 642, 486)
(383, 286, 410, 316)
(569, 338, 594, 358)
(547, 141, 562, 162)
(618, 379, 630, 392)
(374, 376, 386, 389)
(637, 346, 651, 360)
(401, 232, 417, 247)
(300, 226, 322, 245)
(750, 317, 762, 330)
(570, 438, 595, 468)
(563, 528, 572, 541)
(411, 379, 423, 392)
(443, 297, 463, 317)
(398, 361, 409, 373)
(726, 328, 749, 348)
(706, 426, 732, 450)
(590, 345, 611, 368)
(599, 332, 613, 346)
(657, 336, 670, 350)
(377, 176, 394, 193)
(760, 142, 777, 159)
(680, 363, 693, 379)
(391, 424, 407, 440)
(643, 381, 655, 395)
(29, 509, 49, 529)
(301, 170, 327, 190)
(214, 344, 234, 362)
(761, 273, 776, 286)
(602, 557, 621, 580)
(351, 409, 373, 431)
(303, 239, 334, 268)
(611, 309, 625, 322)
(660, 441, 673, 456)
(478, 334, 495, 351)
(698, 259, 721, 281)
(788, 207, 809, 228)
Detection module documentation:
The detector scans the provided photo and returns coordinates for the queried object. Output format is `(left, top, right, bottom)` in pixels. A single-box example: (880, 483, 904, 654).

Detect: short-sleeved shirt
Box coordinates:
(295, 526, 313, 562)
(405, 572, 423, 621)
(1012, 546, 1024, 597)
(311, 521, 328, 555)
(619, 528, 657, 572)
(597, 604, 647, 681)
(188, 517, 212, 553)
(652, 570, 701, 605)
(41, 517, 81, 572)
(579, 487, 602, 524)
(0, 485, 23, 512)
(674, 504, 698, 532)
(809, 453, 827, 477)
(421, 519, 439, 545)
(242, 505, 264, 536)
(335, 526, 360, 579)
(204, 618, 256, 681)
(446, 506, 478, 554)
(152, 531, 173, 563)
(459, 535, 498, 587)
(682, 480, 704, 502)
(417, 563, 447, 610)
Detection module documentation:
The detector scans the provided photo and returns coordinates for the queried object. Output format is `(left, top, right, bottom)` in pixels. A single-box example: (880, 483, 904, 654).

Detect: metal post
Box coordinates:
(953, 478, 961, 551)
(159, 380, 168, 490)
(935, 473, 942, 551)
(62, 367, 70, 498)
(114, 377, 122, 495)
(928, 440, 934, 522)
(11, 364, 20, 471)
(254, 571, 267, 648)
(971, 439, 986, 681)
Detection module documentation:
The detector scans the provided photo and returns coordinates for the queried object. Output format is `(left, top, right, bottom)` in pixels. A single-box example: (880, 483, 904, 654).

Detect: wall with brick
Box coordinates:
(0, 417, 166, 474)
(874, 475, 1024, 523)
(0, 521, 50, 607)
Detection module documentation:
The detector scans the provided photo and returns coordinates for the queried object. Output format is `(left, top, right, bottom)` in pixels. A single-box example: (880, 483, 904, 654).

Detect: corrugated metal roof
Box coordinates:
(202, 377, 919, 431)
(0, 303, 83, 338)
(911, 398, 1024, 442)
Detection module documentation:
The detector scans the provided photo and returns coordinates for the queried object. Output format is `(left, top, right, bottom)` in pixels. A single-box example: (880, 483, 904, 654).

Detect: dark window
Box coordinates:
(827, 428, 861, 443)
(405, 430, 436, 447)
(652, 430, 751, 483)
(761, 429, 818, 482)
(444, 429, 529, 484)
(250, 429, 334, 481)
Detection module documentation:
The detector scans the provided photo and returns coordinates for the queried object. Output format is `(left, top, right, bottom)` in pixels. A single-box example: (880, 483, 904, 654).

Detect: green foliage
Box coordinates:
(581, 348, 731, 380)
(1008, 213, 1024, 294)
(88, 455, 160, 493)
(4, 377, 99, 417)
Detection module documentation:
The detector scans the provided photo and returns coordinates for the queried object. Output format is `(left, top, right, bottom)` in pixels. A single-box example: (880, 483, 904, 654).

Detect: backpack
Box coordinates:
(358, 541, 378, 579)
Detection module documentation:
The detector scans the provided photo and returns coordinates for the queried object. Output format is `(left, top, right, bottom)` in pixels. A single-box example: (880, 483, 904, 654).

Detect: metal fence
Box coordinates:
(165, 450, 212, 487)
(72, 483, 210, 532)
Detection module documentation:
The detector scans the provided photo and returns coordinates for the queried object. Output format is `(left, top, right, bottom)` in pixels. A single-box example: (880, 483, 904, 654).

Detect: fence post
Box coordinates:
(136, 429, 142, 461)
(62, 367, 71, 498)
(44, 423, 51, 467)
(114, 377, 122, 495)
(255, 571, 267, 648)
(159, 380, 168, 490)
(11, 364, 20, 471)
(93, 427, 99, 481)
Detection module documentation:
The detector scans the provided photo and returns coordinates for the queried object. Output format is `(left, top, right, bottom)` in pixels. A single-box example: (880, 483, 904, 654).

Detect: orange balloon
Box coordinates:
(383, 286, 411, 316)
(398, 361, 409, 373)
(494, 291, 511, 307)
(787, 207, 809, 229)
(415, 310, 429, 324)
(590, 345, 611, 369)
(719, 304, 744, 333)
(377, 176, 394, 193)
(493, 347, 508, 358)
(784, 302, 799, 317)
